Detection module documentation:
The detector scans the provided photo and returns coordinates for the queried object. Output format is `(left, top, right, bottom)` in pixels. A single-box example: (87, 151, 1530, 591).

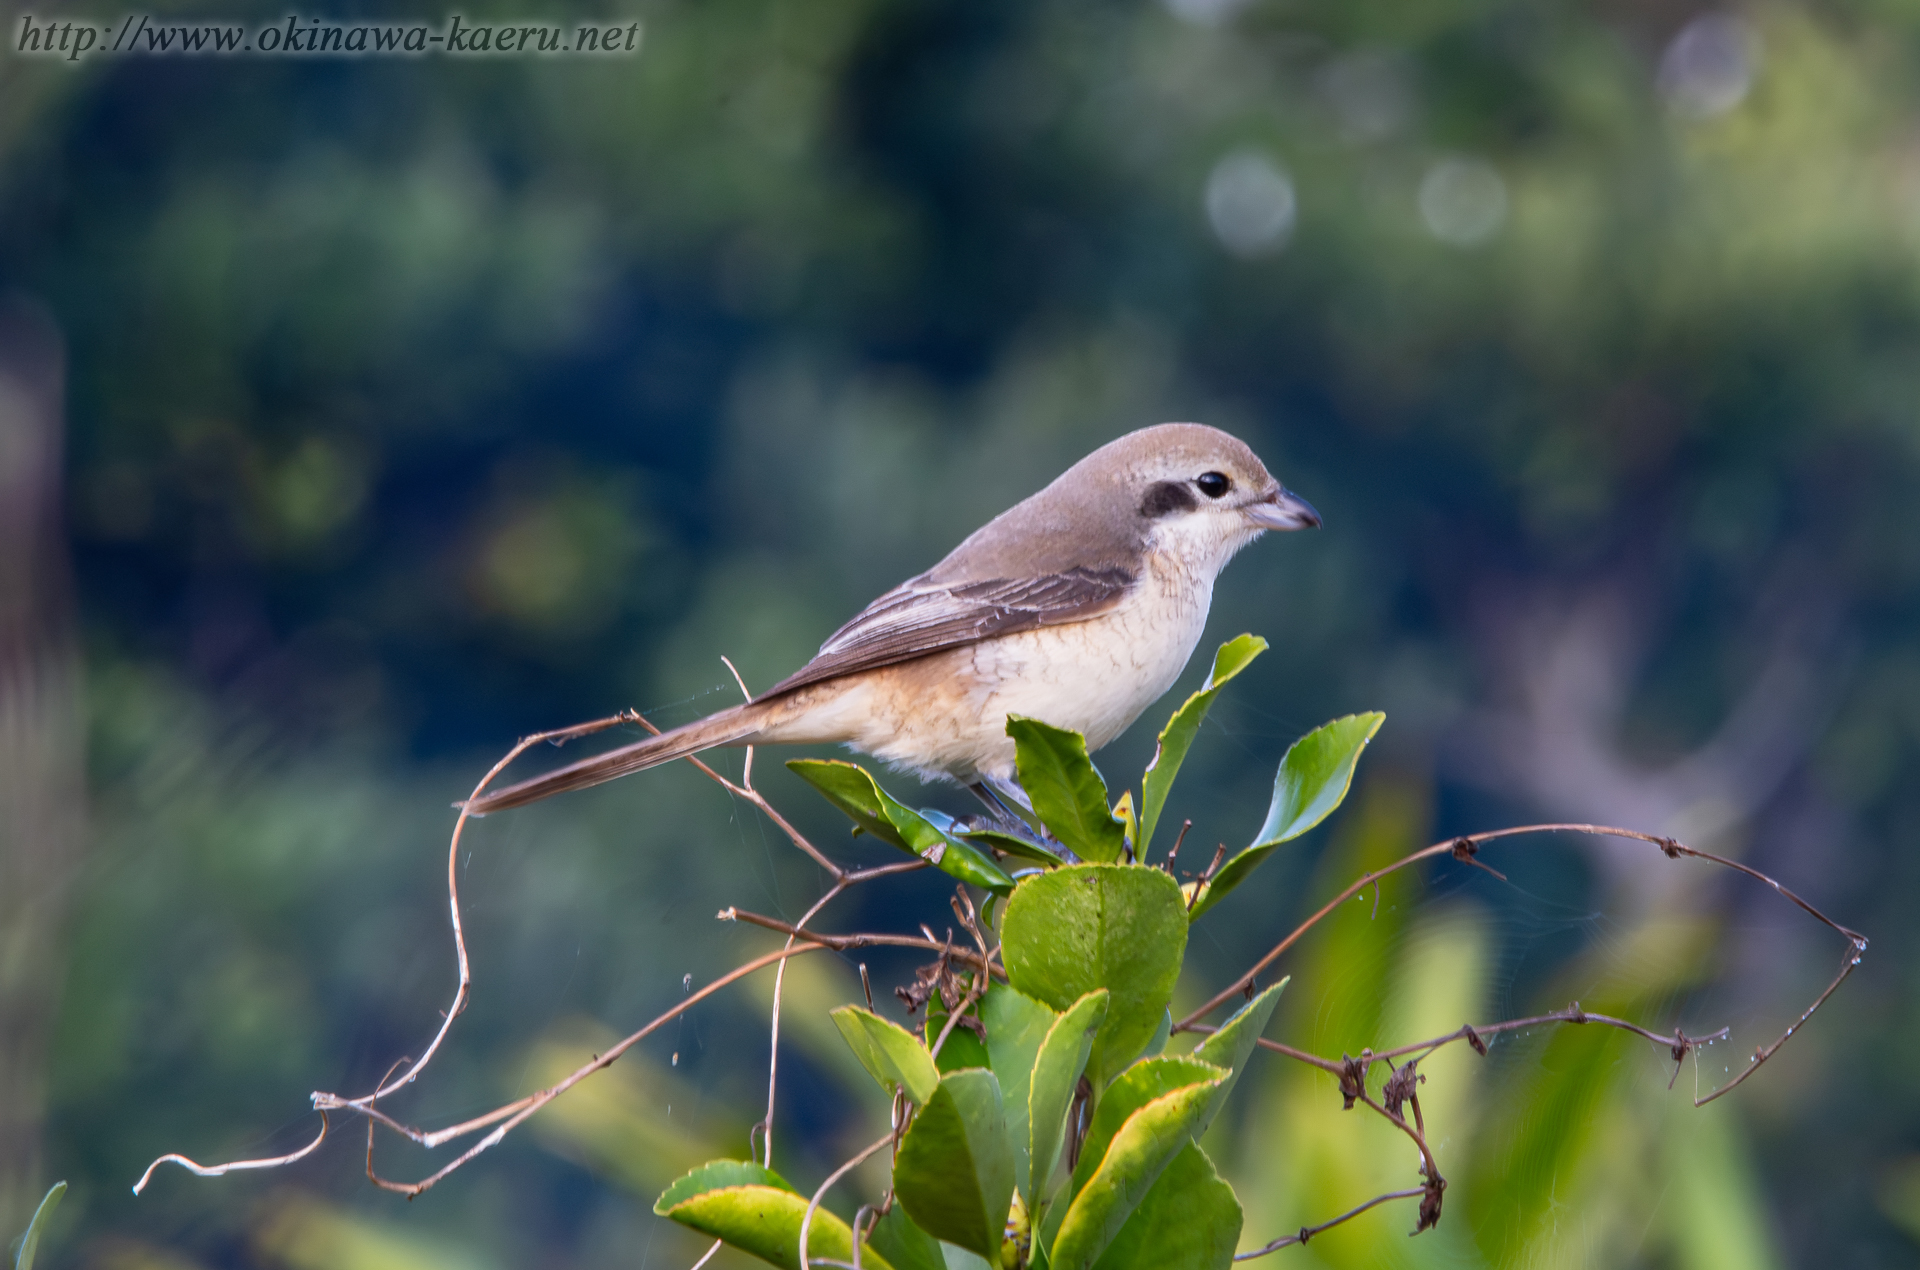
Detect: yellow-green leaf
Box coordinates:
(981, 985, 1061, 1199)
(1088, 1143, 1240, 1270)
(1027, 990, 1109, 1204)
(1187, 712, 1382, 919)
(831, 1005, 941, 1104)
(1001, 865, 1187, 1088)
(1007, 717, 1127, 863)
(1138, 635, 1267, 857)
(656, 1161, 893, 1270)
(894, 1069, 1016, 1265)
(1047, 1078, 1223, 1270)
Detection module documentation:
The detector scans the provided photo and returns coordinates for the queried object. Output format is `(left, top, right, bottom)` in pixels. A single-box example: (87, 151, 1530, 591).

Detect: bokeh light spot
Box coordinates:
(1418, 157, 1508, 248)
(1205, 150, 1297, 258)
(1659, 14, 1763, 119)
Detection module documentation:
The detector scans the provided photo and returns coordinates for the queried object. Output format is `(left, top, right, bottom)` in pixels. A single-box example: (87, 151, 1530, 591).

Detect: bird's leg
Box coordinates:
(970, 778, 1038, 831)
(965, 777, 1081, 864)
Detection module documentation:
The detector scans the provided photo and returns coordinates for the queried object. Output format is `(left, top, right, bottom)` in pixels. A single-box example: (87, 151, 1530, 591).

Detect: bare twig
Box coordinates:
(1163, 818, 1193, 871)
(721, 909, 1005, 979)
(798, 1132, 894, 1270)
(1171, 821, 1860, 1152)
(387, 710, 639, 1103)
(928, 957, 994, 1061)
(321, 941, 834, 1190)
(763, 879, 853, 1166)
(1175, 821, 1862, 1112)
(131, 1112, 329, 1195)
(1234, 1188, 1428, 1258)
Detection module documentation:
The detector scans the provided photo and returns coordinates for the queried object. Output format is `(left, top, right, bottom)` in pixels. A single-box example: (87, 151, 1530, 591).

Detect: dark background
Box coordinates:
(3, 0, 1918, 1266)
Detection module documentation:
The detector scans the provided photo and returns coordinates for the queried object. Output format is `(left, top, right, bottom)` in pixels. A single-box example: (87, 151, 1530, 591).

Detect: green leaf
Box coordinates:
(787, 760, 1015, 894)
(1007, 717, 1128, 863)
(914, 807, 1022, 894)
(1138, 635, 1267, 857)
(1069, 1057, 1226, 1199)
(831, 1005, 941, 1104)
(1139, 1009, 1171, 1062)
(981, 985, 1060, 1199)
(786, 758, 909, 848)
(14, 1181, 65, 1270)
(1002, 865, 1188, 1088)
(1187, 712, 1383, 919)
(1186, 980, 1286, 1137)
(1089, 1143, 1241, 1270)
(656, 1159, 796, 1212)
(1027, 990, 1109, 1204)
(959, 826, 1065, 867)
(927, 1003, 994, 1073)
(655, 1161, 893, 1270)
(894, 1069, 1016, 1265)
(1047, 1078, 1223, 1270)
(866, 1205, 947, 1270)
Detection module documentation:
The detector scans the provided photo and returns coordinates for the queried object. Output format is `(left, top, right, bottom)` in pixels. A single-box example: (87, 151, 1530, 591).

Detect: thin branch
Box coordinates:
(721, 909, 1006, 979)
(326, 940, 833, 1187)
(132, 1112, 329, 1195)
(1234, 1188, 1428, 1258)
(371, 710, 641, 1105)
(1230, 1003, 1733, 1083)
(798, 1132, 894, 1270)
(927, 956, 994, 1061)
(630, 708, 845, 877)
(1175, 823, 1859, 1041)
(764, 878, 853, 1166)
(1695, 940, 1861, 1106)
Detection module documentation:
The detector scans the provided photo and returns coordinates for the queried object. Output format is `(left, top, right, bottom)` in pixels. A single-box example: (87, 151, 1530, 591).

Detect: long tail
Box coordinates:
(463, 702, 766, 815)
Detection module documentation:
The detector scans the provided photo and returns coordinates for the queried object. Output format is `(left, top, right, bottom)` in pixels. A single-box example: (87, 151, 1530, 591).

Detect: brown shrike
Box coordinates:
(466, 423, 1319, 816)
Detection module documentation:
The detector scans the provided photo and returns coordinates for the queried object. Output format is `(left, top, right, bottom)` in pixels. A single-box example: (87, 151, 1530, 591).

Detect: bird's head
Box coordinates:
(1099, 422, 1320, 573)
(924, 421, 1319, 583)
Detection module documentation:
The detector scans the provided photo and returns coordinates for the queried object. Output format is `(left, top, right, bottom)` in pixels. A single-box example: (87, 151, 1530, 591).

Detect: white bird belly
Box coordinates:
(840, 556, 1215, 786)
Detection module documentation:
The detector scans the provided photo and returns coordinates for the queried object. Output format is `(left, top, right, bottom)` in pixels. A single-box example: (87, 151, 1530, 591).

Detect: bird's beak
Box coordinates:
(1242, 486, 1322, 531)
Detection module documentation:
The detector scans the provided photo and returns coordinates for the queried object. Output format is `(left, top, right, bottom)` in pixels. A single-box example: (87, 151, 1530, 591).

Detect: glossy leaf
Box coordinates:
(894, 1068, 1016, 1265)
(655, 1160, 892, 1270)
(1069, 1057, 1225, 1198)
(1187, 712, 1383, 919)
(1088, 1143, 1240, 1270)
(1047, 1078, 1223, 1270)
(1027, 990, 1109, 1203)
(786, 758, 908, 848)
(831, 1005, 940, 1104)
(959, 825, 1065, 867)
(926, 1002, 993, 1073)
(14, 1181, 65, 1270)
(981, 985, 1060, 1198)
(1137, 634, 1267, 857)
(1007, 716, 1127, 863)
(787, 760, 1015, 894)
(913, 807, 1022, 893)
(1139, 1009, 1171, 1062)
(1002, 865, 1187, 1087)
(655, 1158, 794, 1211)
(866, 1204, 947, 1270)
(1187, 979, 1286, 1136)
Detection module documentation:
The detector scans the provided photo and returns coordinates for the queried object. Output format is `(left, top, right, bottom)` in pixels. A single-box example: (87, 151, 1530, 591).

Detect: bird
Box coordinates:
(465, 423, 1319, 817)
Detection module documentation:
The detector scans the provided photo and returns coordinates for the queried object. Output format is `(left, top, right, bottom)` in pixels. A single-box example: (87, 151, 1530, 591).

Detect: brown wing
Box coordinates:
(756, 565, 1136, 701)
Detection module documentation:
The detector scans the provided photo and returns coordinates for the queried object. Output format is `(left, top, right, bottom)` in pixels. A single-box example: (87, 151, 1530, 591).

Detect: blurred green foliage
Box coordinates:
(6, 0, 1920, 1264)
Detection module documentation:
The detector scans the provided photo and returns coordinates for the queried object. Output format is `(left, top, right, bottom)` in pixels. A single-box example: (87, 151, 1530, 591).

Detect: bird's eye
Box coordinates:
(1195, 471, 1231, 499)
